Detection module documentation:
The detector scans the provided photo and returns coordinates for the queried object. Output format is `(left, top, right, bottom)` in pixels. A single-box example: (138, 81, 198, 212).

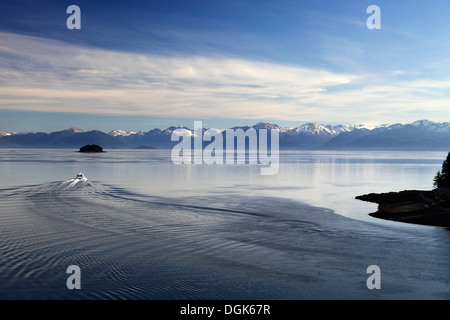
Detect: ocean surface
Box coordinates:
(0, 149, 449, 299)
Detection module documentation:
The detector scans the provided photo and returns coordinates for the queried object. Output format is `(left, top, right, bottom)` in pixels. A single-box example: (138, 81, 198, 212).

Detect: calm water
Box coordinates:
(0, 149, 449, 299)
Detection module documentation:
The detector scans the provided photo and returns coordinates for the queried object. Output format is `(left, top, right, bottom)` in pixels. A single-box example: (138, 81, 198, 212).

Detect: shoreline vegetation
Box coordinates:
(356, 189, 450, 228)
(357, 152, 450, 228)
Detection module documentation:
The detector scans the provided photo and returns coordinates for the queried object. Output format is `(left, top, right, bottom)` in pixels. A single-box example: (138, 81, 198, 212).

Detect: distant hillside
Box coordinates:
(0, 128, 127, 149)
(324, 125, 450, 150)
(1, 120, 449, 150)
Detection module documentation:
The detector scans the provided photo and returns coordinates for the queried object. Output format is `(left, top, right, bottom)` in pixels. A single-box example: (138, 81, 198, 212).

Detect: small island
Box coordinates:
(79, 144, 104, 153)
(357, 152, 450, 228)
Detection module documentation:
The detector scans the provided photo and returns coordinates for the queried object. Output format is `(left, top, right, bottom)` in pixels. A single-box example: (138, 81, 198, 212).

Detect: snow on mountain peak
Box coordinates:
(353, 123, 381, 130)
(101, 119, 450, 141)
(108, 129, 137, 137)
(332, 125, 353, 134)
(293, 122, 336, 136)
(66, 127, 84, 133)
(411, 119, 450, 132)
(412, 119, 433, 127)
(252, 122, 285, 132)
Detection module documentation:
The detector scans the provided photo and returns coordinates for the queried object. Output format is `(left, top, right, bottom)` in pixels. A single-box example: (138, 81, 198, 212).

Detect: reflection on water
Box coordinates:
(1, 149, 446, 221)
(0, 149, 448, 299)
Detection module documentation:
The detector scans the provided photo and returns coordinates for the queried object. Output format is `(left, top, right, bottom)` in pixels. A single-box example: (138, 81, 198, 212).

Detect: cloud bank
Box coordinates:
(1, 32, 449, 124)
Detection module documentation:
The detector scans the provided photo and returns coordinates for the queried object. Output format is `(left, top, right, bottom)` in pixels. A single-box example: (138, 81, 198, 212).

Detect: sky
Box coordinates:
(1, 0, 450, 132)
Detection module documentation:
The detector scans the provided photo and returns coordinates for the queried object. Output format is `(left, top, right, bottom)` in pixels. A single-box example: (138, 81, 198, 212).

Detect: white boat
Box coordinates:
(75, 173, 85, 180)
(73, 173, 87, 183)
(57, 173, 88, 190)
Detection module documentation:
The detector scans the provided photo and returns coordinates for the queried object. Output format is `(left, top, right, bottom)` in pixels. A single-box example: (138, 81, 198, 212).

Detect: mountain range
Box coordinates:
(0, 120, 449, 150)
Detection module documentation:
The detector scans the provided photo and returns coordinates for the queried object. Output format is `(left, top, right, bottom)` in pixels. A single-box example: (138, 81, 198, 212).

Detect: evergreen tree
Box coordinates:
(433, 171, 442, 188)
(434, 152, 450, 188)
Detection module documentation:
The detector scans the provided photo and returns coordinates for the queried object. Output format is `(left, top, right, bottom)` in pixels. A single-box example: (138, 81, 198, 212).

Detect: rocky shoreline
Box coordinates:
(356, 190, 450, 228)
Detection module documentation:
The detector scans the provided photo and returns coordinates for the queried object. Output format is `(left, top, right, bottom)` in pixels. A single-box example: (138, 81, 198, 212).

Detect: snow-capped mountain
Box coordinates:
(1, 120, 449, 150)
(290, 122, 337, 136)
(108, 130, 137, 137)
(58, 127, 84, 136)
(252, 122, 287, 133)
(324, 120, 450, 150)
(410, 119, 450, 132)
(102, 119, 450, 150)
(331, 125, 354, 134)
(67, 127, 84, 133)
(0, 128, 127, 149)
(353, 123, 386, 130)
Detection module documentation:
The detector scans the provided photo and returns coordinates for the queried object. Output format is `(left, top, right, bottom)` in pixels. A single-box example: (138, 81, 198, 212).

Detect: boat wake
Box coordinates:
(56, 173, 89, 190)
(0, 175, 449, 300)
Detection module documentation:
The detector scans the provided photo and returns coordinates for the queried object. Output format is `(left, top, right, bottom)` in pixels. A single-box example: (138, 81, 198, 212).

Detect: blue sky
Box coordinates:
(1, 0, 450, 132)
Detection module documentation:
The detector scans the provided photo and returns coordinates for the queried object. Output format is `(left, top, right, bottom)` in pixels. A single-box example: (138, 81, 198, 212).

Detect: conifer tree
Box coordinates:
(433, 152, 450, 188)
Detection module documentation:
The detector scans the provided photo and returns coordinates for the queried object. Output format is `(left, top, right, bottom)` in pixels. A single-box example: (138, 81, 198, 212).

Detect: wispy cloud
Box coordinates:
(1, 32, 449, 124)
